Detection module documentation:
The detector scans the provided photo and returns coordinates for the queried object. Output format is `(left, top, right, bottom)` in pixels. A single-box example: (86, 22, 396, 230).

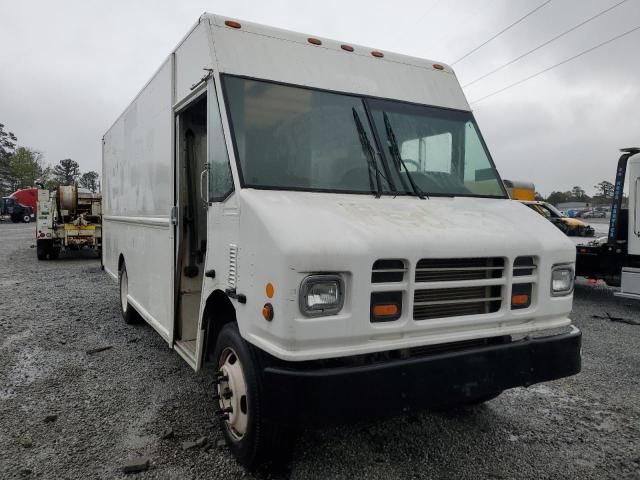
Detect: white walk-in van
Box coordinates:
(103, 13, 581, 469)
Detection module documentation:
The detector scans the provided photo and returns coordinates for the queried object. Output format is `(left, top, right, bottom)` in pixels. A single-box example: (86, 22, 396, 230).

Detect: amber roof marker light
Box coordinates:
(341, 44, 354, 52)
(433, 63, 445, 70)
(224, 20, 241, 29)
(371, 50, 384, 58)
(308, 37, 322, 45)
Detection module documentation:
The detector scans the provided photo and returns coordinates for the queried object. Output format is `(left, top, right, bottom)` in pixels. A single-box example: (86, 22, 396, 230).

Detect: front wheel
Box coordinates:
(22, 214, 31, 223)
(119, 263, 140, 324)
(212, 323, 292, 470)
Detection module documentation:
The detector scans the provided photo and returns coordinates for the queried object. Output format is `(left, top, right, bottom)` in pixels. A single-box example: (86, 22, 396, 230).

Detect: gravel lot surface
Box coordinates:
(1, 222, 639, 479)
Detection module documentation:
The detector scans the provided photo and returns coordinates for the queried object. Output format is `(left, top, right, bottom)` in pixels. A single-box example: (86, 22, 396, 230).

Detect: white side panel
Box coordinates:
(208, 17, 469, 111)
(175, 20, 214, 103)
(619, 267, 640, 297)
(628, 155, 640, 256)
(102, 58, 175, 344)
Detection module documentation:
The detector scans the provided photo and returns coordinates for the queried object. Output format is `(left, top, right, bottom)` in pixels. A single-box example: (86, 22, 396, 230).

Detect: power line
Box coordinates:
(451, 0, 553, 65)
(469, 24, 640, 105)
(462, 0, 630, 88)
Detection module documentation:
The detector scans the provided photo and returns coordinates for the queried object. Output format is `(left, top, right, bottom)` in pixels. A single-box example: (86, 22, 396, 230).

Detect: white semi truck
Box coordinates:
(103, 14, 581, 469)
(36, 186, 102, 259)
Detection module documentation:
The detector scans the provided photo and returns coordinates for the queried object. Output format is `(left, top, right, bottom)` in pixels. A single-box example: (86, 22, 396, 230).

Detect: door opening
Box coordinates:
(175, 94, 208, 360)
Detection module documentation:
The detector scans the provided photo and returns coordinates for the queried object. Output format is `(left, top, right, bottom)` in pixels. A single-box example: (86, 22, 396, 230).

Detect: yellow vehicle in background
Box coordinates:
(522, 201, 595, 237)
(504, 179, 536, 201)
(504, 180, 595, 237)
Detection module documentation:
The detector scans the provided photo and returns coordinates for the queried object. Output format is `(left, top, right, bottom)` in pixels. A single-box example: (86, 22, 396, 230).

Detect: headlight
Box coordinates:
(551, 265, 574, 296)
(299, 274, 344, 317)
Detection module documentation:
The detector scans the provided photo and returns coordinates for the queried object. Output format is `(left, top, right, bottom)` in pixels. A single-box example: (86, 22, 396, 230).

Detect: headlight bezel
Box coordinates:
(299, 274, 345, 317)
(550, 264, 574, 296)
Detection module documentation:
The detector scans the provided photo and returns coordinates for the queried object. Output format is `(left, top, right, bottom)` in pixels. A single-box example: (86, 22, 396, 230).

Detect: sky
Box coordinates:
(0, 0, 639, 197)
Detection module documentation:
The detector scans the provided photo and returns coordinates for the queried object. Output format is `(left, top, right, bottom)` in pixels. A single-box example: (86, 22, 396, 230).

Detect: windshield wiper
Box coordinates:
(383, 112, 427, 200)
(352, 108, 383, 198)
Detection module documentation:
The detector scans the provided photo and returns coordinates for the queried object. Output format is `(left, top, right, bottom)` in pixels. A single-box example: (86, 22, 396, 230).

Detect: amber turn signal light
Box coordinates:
(373, 304, 399, 317)
(511, 294, 529, 306)
(266, 283, 274, 298)
(262, 303, 274, 321)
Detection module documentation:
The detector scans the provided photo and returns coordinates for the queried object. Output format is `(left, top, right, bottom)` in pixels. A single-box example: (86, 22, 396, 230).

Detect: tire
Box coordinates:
(36, 240, 47, 260)
(212, 323, 292, 471)
(119, 263, 139, 324)
(463, 390, 503, 407)
(22, 214, 31, 223)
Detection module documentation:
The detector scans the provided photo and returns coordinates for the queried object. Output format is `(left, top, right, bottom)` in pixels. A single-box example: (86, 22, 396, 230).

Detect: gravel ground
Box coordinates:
(1, 222, 639, 479)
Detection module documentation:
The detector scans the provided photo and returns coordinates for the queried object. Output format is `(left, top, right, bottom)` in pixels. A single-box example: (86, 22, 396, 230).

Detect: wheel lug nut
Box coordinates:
(222, 388, 232, 399)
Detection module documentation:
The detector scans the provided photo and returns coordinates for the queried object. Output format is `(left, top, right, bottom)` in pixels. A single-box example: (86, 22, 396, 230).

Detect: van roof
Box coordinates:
(203, 13, 469, 111)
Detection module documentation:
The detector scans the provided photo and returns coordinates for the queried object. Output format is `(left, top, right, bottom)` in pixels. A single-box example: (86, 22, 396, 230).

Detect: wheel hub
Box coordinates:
(216, 347, 248, 438)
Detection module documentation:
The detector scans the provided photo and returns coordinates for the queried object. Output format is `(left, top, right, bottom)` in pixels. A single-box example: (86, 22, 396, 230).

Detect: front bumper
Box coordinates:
(263, 326, 581, 423)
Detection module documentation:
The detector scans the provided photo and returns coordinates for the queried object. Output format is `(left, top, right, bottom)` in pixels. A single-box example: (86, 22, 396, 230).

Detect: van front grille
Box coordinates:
(415, 257, 504, 283)
(371, 259, 406, 283)
(513, 256, 536, 276)
(413, 286, 502, 320)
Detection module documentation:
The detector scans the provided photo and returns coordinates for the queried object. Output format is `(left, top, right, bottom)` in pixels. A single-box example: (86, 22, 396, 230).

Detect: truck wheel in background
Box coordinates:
(118, 262, 139, 324)
(212, 323, 292, 470)
(36, 240, 48, 260)
(22, 214, 31, 223)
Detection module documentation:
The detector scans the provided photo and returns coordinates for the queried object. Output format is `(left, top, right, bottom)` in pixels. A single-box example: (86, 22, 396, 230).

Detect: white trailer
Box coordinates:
(103, 14, 581, 469)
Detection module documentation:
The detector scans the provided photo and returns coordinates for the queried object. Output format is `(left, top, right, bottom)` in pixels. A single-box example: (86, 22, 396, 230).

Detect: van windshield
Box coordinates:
(223, 75, 506, 198)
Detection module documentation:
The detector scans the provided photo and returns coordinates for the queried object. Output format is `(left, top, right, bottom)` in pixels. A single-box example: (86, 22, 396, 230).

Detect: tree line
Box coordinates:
(537, 181, 616, 206)
(0, 123, 99, 197)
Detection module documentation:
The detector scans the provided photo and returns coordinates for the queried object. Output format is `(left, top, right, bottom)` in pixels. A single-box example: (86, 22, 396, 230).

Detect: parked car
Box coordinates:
(522, 201, 595, 236)
(0, 196, 34, 223)
(583, 209, 606, 219)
